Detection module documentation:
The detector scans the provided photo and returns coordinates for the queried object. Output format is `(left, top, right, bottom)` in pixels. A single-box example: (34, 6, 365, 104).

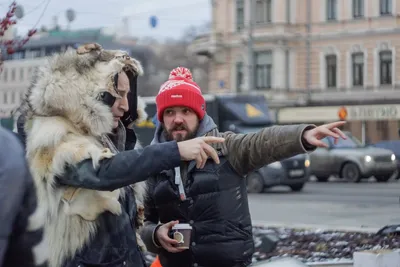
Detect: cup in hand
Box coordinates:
(171, 223, 192, 249)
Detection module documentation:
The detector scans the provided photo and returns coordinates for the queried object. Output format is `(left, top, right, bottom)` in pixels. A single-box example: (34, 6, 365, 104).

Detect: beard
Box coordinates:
(164, 123, 198, 142)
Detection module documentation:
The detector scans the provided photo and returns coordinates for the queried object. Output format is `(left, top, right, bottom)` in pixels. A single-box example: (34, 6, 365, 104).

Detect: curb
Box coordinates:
(251, 220, 379, 233)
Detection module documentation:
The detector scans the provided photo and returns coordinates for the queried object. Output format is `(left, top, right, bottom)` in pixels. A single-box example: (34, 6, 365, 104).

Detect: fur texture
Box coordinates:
(21, 43, 148, 267)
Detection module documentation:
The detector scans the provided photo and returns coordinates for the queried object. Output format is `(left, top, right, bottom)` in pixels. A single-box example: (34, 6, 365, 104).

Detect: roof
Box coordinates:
(5, 28, 152, 54)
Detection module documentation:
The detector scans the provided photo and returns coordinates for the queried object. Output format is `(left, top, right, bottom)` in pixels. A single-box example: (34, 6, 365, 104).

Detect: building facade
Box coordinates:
(189, 0, 400, 143)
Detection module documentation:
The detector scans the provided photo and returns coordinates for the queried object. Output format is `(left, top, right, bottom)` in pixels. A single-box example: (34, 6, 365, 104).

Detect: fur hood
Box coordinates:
(20, 43, 147, 137)
(22, 43, 148, 267)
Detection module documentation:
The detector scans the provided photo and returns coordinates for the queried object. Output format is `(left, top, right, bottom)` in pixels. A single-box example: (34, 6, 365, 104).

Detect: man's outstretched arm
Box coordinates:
(220, 124, 316, 176)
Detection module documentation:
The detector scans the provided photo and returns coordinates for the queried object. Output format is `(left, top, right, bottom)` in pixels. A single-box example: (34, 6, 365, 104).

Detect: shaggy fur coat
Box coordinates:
(19, 43, 148, 267)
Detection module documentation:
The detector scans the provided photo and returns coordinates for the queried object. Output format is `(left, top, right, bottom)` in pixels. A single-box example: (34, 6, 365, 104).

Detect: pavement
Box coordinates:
(248, 178, 400, 230)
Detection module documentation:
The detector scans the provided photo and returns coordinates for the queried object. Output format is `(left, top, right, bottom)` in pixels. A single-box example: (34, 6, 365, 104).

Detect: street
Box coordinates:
(248, 179, 400, 230)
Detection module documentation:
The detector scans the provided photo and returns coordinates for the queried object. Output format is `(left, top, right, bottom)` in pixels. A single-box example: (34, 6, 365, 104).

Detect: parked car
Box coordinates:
(309, 132, 397, 183)
(246, 153, 311, 193)
(371, 140, 400, 180)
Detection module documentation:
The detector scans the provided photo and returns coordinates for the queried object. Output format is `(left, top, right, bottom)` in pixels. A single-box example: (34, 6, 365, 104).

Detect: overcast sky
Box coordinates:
(0, 0, 211, 40)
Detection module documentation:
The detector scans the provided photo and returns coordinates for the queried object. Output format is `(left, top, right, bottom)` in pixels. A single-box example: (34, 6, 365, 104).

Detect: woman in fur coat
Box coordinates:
(19, 43, 223, 267)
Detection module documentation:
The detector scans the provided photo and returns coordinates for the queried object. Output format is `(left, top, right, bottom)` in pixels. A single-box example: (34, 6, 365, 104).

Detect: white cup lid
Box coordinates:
(172, 223, 192, 230)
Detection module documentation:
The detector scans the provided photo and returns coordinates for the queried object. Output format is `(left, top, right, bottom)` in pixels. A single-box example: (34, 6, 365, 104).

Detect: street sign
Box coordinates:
(338, 106, 348, 120)
(149, 16, 158, 28)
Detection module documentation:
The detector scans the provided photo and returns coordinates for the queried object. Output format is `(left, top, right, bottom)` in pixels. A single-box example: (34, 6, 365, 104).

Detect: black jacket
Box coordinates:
(0, 126, 48, 267)
(142, 157, 254, 267)
(57, 127, 182, 267)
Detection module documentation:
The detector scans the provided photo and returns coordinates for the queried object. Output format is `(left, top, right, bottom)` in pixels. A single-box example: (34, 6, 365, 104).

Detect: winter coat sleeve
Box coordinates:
(0, 127, 48, 267)
(219, 124, 316, 176)
(57, 141, 181, 191)
(140, 177, 162, 254)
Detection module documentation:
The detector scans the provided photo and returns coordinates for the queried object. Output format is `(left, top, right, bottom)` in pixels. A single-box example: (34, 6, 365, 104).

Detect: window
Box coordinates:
(3, 92, 8, 104)
(255, 51, 272, 90)
(20, 92, 25, 103)
(27, 67, 32, 78)
(326, 55, 337, 88)
(326, 0, 337, 20)
(380, 0, 392, 15)
(380, 51, 392, 85)
(2, 68, 7, 82)
(236, 0, 244, 31)
(25, 49, 42, 59)
(45, 46, 61, 56)
(236, 62, 244, 91)
(11, 91, 15, 104)
(11, 68, 15, 81)
(352, 53, 364, 86)
(353, 0, 364, 18)
(11, 51, 24, 60)
(255, 0, 272, 24)
(19, 68, 24, 81)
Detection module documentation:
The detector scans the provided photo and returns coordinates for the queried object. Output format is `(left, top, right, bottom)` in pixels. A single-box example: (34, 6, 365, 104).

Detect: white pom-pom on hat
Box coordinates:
(169, 66, 193, 81)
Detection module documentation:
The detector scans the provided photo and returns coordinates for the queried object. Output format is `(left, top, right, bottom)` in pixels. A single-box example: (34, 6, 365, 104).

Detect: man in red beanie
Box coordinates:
(141, 67, 347, 267)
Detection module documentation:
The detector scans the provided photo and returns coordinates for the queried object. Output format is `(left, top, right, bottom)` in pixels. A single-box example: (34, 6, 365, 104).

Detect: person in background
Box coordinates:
(0, 125, 48, 267)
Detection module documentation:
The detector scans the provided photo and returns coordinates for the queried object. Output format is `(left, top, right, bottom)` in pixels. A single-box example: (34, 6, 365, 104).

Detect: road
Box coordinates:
(248, 179, 400, 230)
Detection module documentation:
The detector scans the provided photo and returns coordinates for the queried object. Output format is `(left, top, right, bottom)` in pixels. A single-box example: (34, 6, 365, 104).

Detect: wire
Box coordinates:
(23, 0, 48, 17)
(31, 0, 51, 29)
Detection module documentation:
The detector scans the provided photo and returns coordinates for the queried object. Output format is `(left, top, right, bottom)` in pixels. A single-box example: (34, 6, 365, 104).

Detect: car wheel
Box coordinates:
(375, 175, 392, 183)
(315, 176, 330, 182)
(246, 172, 264, 194)
(341, 162, 362, 183)
(290, 183, 305, 192)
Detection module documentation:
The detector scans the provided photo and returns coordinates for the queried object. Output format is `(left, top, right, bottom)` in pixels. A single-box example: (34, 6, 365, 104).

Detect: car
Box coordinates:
(246, 154, 311, 193)
(309, 132, 397, 183)
(371, 140, 400, 180)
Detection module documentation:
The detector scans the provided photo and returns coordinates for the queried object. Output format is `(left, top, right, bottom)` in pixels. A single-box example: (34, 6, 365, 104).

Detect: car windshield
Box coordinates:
(327, 134, 363, 148)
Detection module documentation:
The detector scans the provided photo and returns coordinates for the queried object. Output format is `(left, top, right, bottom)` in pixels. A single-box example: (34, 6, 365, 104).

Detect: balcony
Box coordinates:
(188, 33, 222, 58)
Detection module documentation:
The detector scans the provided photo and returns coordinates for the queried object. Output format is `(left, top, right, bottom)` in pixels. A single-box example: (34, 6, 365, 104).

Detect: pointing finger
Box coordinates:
(202, 136, 225, 144)
(325, 121, 346, 129)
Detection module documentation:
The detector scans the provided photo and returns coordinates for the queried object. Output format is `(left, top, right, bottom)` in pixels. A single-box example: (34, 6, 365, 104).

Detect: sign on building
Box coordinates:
(346, 105, 400, 121)
(278, 104, 400, 123)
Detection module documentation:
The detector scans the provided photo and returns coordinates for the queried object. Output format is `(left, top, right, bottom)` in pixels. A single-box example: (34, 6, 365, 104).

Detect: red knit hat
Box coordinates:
(156, 67, 205, 122)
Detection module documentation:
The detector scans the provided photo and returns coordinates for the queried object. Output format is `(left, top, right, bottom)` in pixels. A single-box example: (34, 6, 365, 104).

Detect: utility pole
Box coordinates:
(247, 0, 255, 91)
(306, 0, 312, 103)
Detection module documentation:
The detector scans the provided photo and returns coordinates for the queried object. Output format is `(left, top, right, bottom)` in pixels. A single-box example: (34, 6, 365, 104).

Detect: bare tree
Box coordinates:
(139, 23, 211, 96)
(0, 1, 37, 72)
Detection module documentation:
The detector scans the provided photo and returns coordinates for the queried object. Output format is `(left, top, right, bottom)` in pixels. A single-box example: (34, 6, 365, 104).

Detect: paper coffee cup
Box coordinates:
(172, 223, 192, 249)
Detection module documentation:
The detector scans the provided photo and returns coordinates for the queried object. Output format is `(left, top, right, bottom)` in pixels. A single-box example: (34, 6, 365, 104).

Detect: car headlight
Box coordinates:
(364, 155, 372, 163)
(269, 161, 282, 169)
(304, 159, 310, 168)
(391, 154, 396, 161)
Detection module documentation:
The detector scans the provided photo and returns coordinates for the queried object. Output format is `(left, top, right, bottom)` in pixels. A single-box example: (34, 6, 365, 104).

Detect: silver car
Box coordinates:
(309, 133, 397, 183)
